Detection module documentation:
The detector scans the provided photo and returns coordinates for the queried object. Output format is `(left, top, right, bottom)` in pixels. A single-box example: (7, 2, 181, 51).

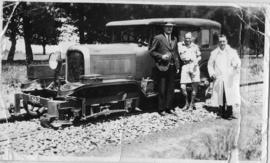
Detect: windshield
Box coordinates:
(107, 26, 152, 45)
(107, 25, 218, 49)
(177, 27, 210, 48)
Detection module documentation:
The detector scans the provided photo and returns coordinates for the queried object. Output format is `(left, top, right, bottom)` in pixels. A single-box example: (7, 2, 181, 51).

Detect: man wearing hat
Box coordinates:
(149, 22, 180, 116)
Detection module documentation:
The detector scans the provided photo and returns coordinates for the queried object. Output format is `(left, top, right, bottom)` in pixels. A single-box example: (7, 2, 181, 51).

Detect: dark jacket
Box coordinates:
(149, 34, 180, 70)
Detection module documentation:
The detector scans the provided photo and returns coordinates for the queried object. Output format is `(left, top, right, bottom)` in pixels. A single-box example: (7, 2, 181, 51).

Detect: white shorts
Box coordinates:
(180, 63, 200, 84)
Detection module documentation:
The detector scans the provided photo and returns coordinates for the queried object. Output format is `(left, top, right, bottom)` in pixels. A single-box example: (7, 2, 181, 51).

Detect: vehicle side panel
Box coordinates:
(90, 54, 136, 79)
(135, 47, 155, 80)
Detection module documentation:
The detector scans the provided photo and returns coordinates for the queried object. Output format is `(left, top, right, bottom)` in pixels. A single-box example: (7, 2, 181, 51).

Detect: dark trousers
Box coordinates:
(220, 85, 233, 118)
(155, 65, 176, 111)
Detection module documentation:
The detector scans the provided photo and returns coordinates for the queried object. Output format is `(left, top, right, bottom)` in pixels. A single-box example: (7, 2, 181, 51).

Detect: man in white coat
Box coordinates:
(207, 34, 241, 119)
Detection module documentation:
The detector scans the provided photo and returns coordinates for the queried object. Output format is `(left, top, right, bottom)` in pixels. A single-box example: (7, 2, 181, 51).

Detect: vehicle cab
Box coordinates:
(105, 18, 221, 80)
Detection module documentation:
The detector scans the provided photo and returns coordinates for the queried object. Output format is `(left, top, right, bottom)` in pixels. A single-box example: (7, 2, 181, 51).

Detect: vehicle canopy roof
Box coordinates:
(106, 18, 221, 28)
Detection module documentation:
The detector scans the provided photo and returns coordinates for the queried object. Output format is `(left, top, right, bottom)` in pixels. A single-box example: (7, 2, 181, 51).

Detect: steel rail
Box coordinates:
(240, 81, 263, 87)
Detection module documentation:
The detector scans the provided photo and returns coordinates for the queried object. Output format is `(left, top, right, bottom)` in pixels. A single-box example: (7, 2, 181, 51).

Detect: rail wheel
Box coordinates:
(40, 107, 78, 129)
(22, 101, 48, 118)
(39, 113, 58, 129)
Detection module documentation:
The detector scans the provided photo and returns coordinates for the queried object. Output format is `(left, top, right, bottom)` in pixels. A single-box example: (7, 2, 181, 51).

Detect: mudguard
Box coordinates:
(70, 79, 141, 105)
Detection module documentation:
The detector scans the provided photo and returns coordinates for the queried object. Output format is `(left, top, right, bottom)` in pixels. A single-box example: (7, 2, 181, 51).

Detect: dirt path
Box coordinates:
(86, 84, 262, 160)
(120, 119, 237, 159)
(87, 116, 237, 159)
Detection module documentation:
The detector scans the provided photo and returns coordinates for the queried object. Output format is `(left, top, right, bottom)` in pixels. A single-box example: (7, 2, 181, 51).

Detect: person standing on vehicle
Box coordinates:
(149, 22, 180, 116)
(207, 34, 241, 119)
(178, 32, 201, 111)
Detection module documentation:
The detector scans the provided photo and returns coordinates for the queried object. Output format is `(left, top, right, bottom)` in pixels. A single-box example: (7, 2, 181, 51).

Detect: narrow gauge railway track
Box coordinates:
(0, 129, 46, 143)
(0, 106, 219, 156)
(0, 80, 262, 156)
(0, 81, 263, 128)
(240, 81, 263, 87)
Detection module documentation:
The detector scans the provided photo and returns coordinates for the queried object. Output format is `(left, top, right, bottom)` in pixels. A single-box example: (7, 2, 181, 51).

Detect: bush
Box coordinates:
(183, 127, 236, 160)
(240, 124, 262, 160)
(1, 64, 27, 86)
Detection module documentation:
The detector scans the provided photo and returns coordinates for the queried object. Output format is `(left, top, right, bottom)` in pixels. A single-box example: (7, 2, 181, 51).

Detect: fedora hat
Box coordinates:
(163, 22, 175, 26)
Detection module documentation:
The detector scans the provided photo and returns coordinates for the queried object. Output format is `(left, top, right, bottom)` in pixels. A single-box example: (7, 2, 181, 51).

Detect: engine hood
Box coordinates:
(67, 43, 147, 55)
(66, 43, 153, 82)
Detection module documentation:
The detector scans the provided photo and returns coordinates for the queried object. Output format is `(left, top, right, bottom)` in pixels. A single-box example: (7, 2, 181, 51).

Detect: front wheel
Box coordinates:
(40, 113, 58, 129)
(23, 101, 47, 117)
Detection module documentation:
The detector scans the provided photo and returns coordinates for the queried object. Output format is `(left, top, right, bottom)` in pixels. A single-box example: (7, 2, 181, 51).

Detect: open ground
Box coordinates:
(0, 54, 263, 161)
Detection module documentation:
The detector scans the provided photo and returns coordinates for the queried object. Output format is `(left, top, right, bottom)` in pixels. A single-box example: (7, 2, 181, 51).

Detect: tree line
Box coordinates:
(3, 2, 265, 64)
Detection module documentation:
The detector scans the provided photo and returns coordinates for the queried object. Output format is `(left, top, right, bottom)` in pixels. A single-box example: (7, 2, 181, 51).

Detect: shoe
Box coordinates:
(166, 109, 177, 116)
(158, 111, 166, 116)
(187, 105, 195, 111)
(182, 104, 189, 111)
(171, 108, 176, 112)
(186, 105, 195, 111)
(228, 115, 237, 120)
(134, 107, 142, 112)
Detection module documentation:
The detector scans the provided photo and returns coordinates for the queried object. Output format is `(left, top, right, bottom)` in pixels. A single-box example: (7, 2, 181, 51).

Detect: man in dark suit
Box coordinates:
(149, 22, 180, 116)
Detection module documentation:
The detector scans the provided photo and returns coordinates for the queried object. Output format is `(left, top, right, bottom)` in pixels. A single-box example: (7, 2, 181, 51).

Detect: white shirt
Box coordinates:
(178, 42, 201, 62)
(164, 33, 171, 44)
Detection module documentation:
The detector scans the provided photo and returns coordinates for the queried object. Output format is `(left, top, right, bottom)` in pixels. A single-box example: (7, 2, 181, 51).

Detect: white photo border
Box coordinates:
(0, 0, 269, 163)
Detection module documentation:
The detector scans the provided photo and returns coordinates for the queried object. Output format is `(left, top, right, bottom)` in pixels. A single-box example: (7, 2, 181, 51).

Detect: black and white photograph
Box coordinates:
(0, 0, 268, 162)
